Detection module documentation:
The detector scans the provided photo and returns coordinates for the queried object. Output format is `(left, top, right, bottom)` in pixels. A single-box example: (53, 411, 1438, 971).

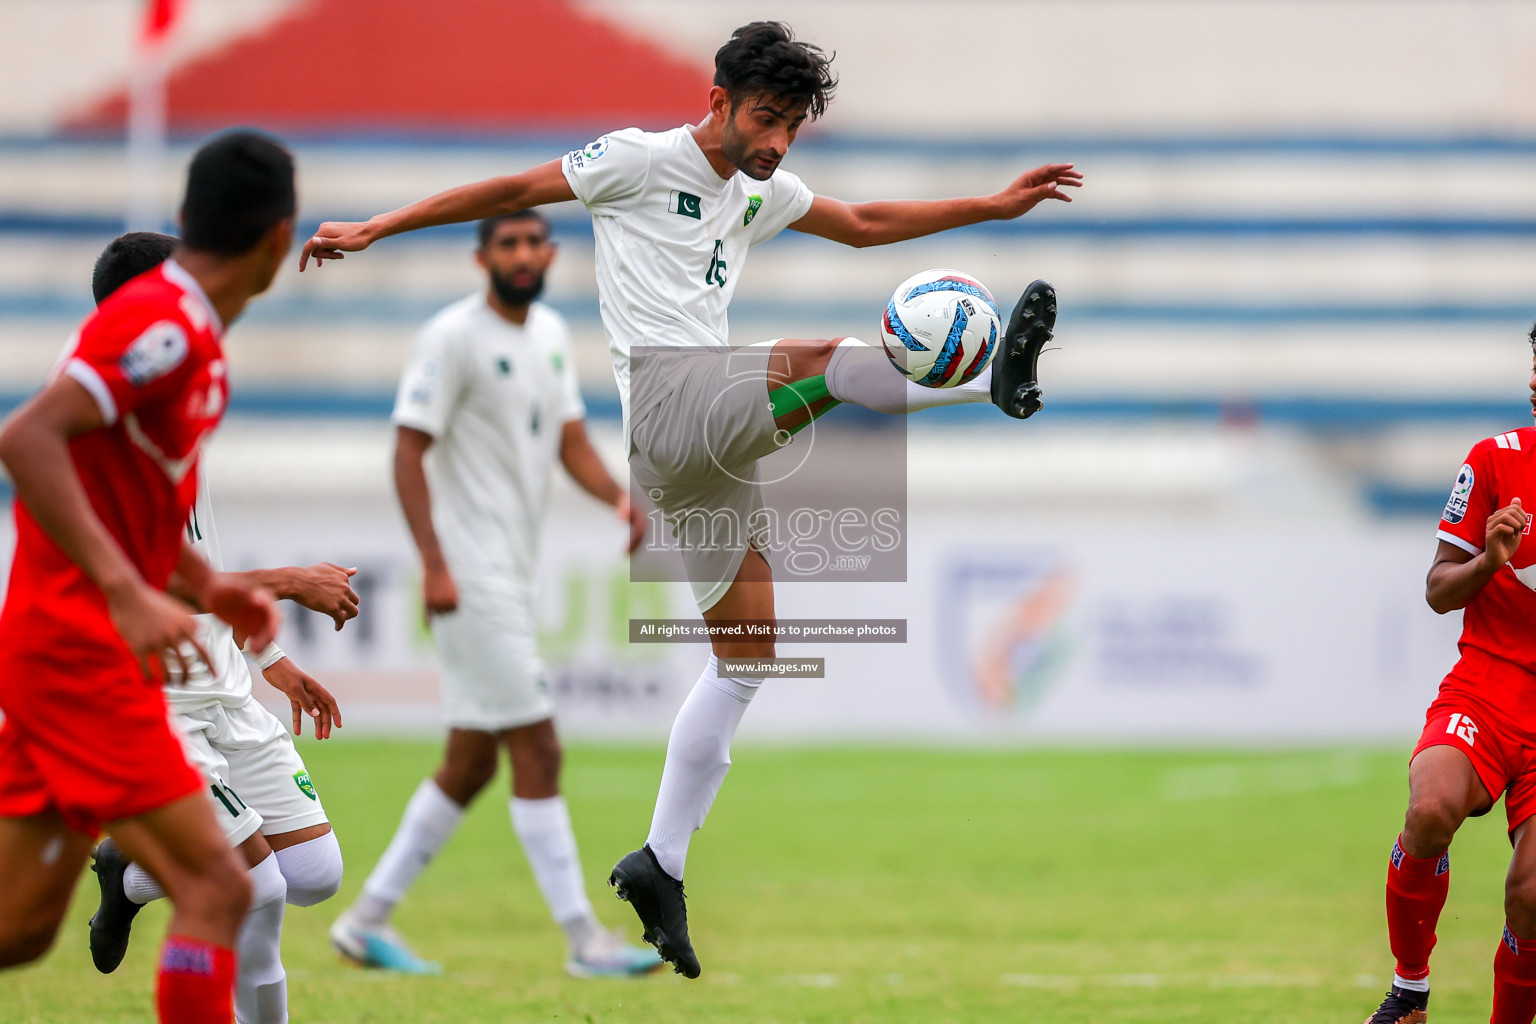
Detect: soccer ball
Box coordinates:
(879, 268, 1001, 388)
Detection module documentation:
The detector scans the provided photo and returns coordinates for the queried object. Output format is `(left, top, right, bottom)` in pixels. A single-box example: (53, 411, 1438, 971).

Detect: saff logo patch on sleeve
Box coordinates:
(1443, 463, 1474, 524)
(293, 770, 317, 801)
(565, 135, 609, 169)
(669, 190, 702, 219)
(119, 321, 189, 387)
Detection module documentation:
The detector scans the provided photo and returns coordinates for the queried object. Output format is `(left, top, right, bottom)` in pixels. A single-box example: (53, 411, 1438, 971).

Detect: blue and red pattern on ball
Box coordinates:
(883, 300, 927, 352)
(957, 319, 997, 384)
(881, 301, 922, 377)
(903, 275, 999, 317)
(917, 303, 970, 387)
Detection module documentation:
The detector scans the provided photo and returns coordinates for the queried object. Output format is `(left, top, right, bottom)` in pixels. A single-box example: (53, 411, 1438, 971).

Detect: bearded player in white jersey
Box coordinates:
(85, 233, 355, 1024)
(328, 210, 658, 978)
(299, 21, 1080, 978)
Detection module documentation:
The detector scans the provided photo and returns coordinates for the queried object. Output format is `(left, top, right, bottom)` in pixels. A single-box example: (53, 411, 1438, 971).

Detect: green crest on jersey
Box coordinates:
(550, 352, 563, 373)
(743, 194, 763, 227)
(293, 771, 317, 801)
(496, 357, 512, 376)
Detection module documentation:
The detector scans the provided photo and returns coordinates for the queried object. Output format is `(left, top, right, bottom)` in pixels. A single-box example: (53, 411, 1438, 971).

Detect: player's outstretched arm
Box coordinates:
(299, 159, 576, 270)
(559, 419, 646, 553)
(1426, 498, 1528, 613)
(789, 164, 1083, 248)
(0, 380, 214, 673)
(227, 563, 359, 631)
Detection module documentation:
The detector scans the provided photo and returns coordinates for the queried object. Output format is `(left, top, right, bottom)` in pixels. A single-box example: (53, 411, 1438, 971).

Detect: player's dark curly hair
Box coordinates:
(92, 231, 176, 305)
(1528, 320, 1535, 351)
(714, 22, 837, 121)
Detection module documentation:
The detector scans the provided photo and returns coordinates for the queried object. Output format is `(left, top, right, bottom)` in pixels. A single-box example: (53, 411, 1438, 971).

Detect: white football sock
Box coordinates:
(273, 831, 343, 907)
(123, 862, 165, 905)
(235, 853, 289, 1024)
(824, 337, 992, 413)
(645, 655, 762, 880)
(509, 796, 601, 951)
(354, 779, 464, 926)
(1394, 973, 1430, 993)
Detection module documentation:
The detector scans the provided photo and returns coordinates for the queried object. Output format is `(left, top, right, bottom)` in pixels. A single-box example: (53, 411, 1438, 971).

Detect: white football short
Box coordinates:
(628, 343, 786, 612)
(174, 697, 328, 845)
(429, 579, 554, 732)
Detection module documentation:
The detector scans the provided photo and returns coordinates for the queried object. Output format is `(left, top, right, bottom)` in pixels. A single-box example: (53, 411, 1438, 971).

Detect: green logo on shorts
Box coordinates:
(293, 771, 317, 801)
(743, 194, 762, 227)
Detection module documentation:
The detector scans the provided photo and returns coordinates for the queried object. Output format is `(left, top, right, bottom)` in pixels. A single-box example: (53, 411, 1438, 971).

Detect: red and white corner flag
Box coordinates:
(140, 0, 186, 48)
(127, 0, 188, 230)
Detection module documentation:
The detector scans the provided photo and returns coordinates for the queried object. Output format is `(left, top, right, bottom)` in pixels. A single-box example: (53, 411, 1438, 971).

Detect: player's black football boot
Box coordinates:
(87, 837, 144, 974)
(609, 845, 701, 979)
(1362, 985, 1429, 1024)
(991, 279, 1057, 419)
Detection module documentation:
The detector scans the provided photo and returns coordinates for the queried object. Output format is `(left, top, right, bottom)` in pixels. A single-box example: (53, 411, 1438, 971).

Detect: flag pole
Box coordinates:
(125, 0, 183, 232)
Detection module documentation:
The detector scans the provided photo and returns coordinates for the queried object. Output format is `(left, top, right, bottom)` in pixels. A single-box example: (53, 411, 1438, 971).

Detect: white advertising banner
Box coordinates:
(0, 495, 1465, 744)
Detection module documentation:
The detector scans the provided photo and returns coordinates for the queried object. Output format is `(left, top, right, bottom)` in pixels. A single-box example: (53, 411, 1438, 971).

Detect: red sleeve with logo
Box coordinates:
(1437, 429, 1536, 674)
(1437, 438, 1500, 555)
(64, 288, 207, 427)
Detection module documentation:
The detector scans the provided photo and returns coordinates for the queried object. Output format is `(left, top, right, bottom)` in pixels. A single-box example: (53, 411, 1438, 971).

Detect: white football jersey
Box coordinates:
(392, 295, 585, 587)
(561, 126, 816, 442)
(164, 466, 256, 711)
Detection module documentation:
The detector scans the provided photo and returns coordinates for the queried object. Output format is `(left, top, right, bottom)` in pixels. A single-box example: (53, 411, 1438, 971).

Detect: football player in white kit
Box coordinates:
(82, 233, 353, 1024)
(327, 210, 659, 978)
(300, 22, 1080, 977)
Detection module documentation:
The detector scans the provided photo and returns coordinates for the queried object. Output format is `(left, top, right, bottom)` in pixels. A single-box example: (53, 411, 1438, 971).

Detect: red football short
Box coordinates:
(1414, 648, 1536, 834)
(0, 629, 202, 837)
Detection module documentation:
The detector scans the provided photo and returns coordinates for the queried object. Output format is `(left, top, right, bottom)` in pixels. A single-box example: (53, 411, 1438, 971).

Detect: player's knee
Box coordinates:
(801, 338, 841, 377)
(213, 858, 255, 919)
(0, 916, 62, 968)
(1404, 794, 1465, 848)
(439, 751, 497, 802)
(533, 733, 562, 780)
(1508, 870, 1536, 927)
(274, 832, 343, 907)
(173, 847, 253, 926)
(509, 735, 562, 796)
(716, 641, 775, 661)
(462, 753, 498, 796)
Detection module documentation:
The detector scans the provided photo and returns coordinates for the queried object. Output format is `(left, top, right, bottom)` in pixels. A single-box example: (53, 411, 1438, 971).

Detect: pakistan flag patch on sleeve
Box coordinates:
(743, 194, 763, 226)
(294, 770, 318, 801)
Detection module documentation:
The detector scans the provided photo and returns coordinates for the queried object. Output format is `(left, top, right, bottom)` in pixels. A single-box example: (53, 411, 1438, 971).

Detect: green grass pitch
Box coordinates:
(0, 741, 1518, 1022)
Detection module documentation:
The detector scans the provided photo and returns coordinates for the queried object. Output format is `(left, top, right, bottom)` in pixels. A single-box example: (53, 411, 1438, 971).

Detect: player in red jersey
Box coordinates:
(1361, 323, 1536, 1024)
(0, 131, 296, 1024)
